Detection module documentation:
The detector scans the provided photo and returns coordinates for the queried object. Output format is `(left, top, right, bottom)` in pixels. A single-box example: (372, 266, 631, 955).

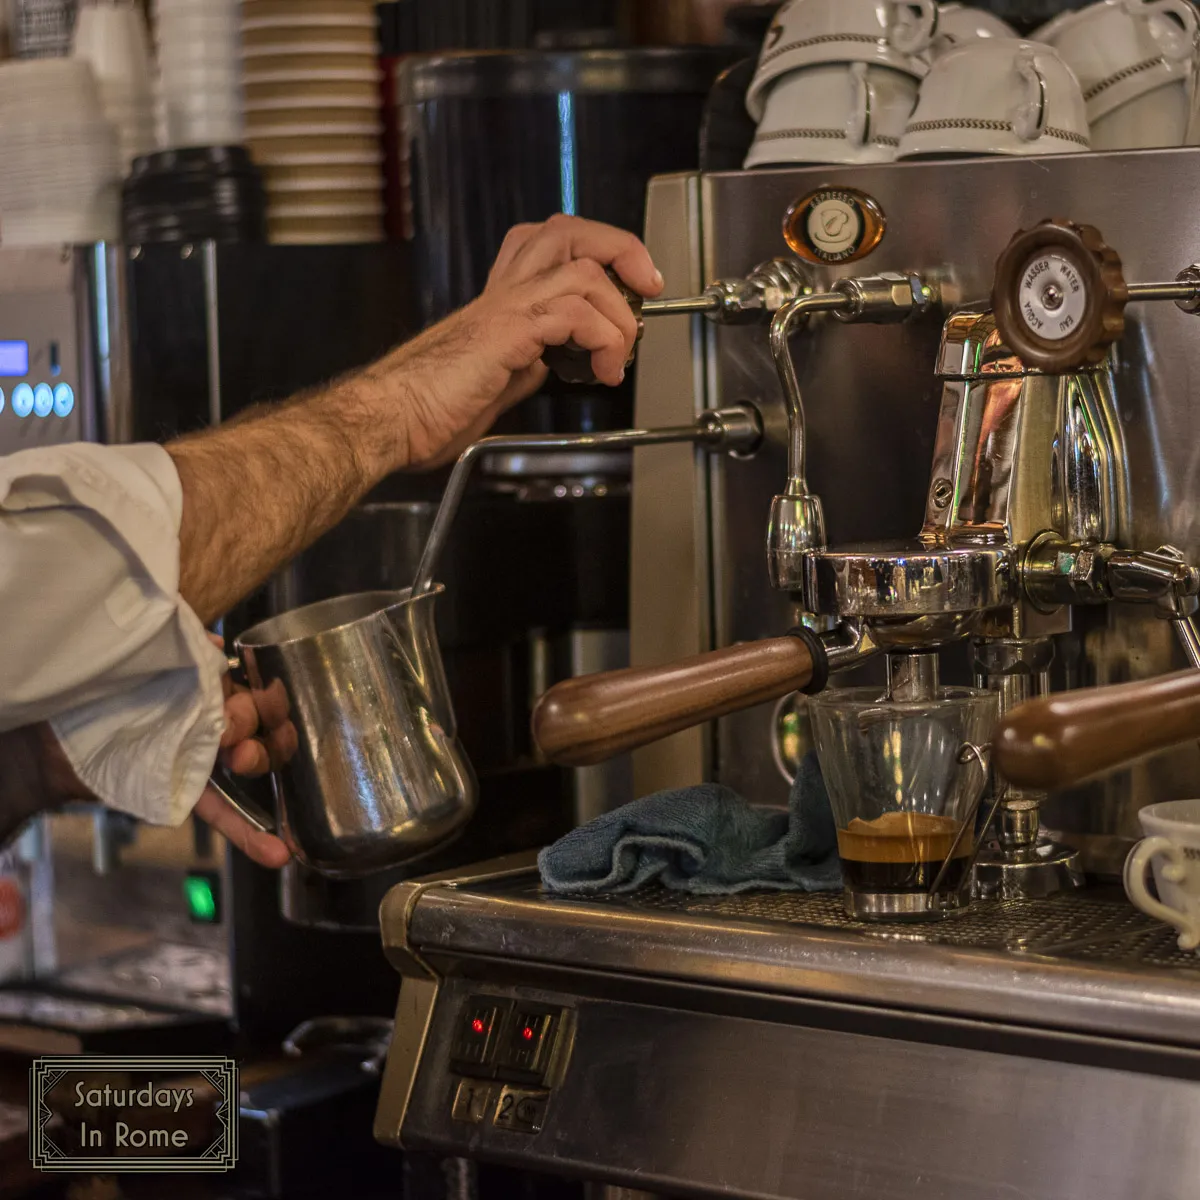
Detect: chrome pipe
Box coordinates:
(642, 293, 722, 317)
(1127, 281, 1200, 303)
(770, 291, 852, 499)
(412, 407, 762, 596)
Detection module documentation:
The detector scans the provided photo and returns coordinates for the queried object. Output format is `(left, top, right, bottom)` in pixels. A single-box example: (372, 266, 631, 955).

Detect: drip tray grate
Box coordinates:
(570, 885, 1200, 972)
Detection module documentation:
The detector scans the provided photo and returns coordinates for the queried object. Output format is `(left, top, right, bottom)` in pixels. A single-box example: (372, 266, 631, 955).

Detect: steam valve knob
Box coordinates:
(992, 218, 1128, 372)
(542, 268, 645, 385)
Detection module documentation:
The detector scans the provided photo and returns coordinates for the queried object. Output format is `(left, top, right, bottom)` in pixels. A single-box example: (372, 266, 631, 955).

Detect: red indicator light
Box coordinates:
(472, 1018, 485, 1034)
(521, 1026, 534, 1041)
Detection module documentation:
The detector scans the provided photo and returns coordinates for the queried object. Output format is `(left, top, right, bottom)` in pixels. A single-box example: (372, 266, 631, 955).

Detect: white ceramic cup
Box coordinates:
(1034, 0, 1198, 121)
(898, 39, 1090, 157)
(907, 3, 1017, 62)
(1089, 74, 1190, 146)
(747, 0, 935, 121)
(746, 60, 918, 167)
(1124, 798, 1200, 952)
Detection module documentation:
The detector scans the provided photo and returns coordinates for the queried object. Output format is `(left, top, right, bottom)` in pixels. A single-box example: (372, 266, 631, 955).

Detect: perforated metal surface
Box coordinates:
(572, 884, 1200, 971)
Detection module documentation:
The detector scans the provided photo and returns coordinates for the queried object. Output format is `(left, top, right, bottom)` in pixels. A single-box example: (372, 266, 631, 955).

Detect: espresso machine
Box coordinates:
(373, 148, 1200, 1199)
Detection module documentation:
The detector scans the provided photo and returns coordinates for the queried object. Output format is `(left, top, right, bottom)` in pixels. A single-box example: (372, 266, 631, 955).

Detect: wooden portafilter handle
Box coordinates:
(994, 669, 1200, 791)
(541, 267, 645, 384)
(532, 631, 826, 767)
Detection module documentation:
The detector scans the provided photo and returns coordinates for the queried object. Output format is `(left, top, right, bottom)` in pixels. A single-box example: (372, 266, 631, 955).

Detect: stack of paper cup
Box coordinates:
(156, 0, 243, 149)
(241, 0, 384, 244)
(10, 0, 78, 59)
(0, 57, 120, 244)
(72, 0, 156, 172)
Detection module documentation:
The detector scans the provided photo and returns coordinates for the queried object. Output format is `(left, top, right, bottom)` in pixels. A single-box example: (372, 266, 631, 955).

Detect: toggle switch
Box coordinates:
(496, 1008, 558, 1081)
(451, 997, 508, 1073)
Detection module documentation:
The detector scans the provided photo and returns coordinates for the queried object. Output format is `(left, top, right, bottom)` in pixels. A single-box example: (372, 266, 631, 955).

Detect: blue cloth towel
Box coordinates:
(538, 752, 842, 895)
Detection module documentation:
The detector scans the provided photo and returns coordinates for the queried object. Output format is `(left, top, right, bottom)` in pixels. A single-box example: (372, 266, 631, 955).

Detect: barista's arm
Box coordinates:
(170, 215, 659, 623)
(0, 724, 80, 849)
(0, 216, 657, 855)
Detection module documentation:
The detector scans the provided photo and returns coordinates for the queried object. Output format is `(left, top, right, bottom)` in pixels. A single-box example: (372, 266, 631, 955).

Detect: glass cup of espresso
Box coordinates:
(809, 686, 998, 921)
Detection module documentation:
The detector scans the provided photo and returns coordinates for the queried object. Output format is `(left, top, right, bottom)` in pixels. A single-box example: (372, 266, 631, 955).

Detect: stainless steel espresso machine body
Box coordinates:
(687, 148, 1200, 867)
(374, 148, 1200, 1200)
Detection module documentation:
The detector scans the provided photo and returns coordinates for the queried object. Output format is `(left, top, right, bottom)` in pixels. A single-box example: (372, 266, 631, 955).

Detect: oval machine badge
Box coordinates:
(783, 187, 886, 265)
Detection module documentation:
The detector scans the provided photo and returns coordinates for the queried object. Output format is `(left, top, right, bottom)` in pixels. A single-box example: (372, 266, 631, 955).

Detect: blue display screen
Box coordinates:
(0, 341, 29, 376)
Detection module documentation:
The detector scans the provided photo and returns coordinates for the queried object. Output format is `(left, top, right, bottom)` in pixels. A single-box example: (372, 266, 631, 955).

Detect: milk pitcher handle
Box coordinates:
(206, 764, 278, 836)
(207, 651, 279, 836)
(1124, 836, 1200, 950)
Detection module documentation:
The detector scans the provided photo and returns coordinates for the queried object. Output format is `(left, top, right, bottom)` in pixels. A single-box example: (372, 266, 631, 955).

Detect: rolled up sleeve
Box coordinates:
(0, 442, 226, 825)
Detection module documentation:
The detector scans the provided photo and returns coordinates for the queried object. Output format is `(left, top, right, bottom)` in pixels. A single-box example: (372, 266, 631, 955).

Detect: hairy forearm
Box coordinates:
(167, 351, 416, 625)
(0, 724, 85, 848)
(162, 208, 657, 626)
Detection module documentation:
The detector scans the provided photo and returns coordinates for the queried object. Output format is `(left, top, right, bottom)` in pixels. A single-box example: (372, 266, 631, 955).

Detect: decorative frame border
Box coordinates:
(29, 1056, 238, 1173)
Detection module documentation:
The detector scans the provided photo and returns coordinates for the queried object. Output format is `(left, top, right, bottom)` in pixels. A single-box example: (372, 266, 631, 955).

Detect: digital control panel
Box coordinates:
(0, 333, 80, 447)
(445, 994, 573, 1136)
(0, 248, 95, 456)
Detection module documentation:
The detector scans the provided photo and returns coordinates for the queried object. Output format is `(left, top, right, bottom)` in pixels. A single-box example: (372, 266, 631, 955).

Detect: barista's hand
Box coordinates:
(193, 637, 293, 869)
(392, 214, 665, 470)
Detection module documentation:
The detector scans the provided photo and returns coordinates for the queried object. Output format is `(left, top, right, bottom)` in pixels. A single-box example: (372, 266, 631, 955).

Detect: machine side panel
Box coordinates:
(631, 172, 712, 795)
(398, 975, 1200, 1200)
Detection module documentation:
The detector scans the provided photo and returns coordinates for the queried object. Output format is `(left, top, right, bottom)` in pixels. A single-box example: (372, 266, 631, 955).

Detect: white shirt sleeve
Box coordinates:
(0, 442, 227, 826)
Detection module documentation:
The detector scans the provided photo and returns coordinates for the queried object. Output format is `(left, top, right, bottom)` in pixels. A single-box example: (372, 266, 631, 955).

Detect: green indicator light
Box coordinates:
(184, 875, 218, 923)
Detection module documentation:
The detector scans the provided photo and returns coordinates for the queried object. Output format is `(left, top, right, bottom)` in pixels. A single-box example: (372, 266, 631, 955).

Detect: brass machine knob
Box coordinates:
(992, 218, 1129, 372)
(541, 268, 645, 385)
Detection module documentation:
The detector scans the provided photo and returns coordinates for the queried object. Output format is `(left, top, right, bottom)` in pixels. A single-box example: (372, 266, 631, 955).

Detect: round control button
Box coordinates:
(32, 383, 53, 418)
(52, 383, 75, 418)
(11, 383, 34, 419)
(0, 388, 5, 414)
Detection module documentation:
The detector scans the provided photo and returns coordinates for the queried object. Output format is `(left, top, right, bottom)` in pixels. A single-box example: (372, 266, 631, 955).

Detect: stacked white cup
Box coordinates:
(1035, 0, 1199, 151)
(898, 38, 1091, 157)
(909, 3, 1018, 64)
(744, 0, 938, 167)
(1124, 798, 1200, 952)
(155, 0, 243, 148)
(71, 0, 156, 172)
(0, 57, 120, 244)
